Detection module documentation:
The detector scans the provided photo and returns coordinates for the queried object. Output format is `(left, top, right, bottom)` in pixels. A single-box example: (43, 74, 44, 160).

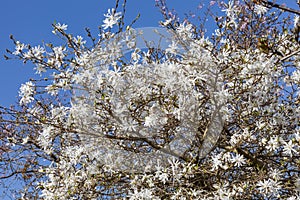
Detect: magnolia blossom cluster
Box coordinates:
(3, 1, 300, 199)
(19, 81, 35, 105)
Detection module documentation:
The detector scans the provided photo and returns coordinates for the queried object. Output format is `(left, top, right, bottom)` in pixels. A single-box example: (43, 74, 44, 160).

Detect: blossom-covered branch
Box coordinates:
(1, 0, 300, 199)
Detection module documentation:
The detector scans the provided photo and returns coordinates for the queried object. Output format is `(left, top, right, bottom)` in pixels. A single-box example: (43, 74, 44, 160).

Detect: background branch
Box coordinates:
(261, 0, 300, 15)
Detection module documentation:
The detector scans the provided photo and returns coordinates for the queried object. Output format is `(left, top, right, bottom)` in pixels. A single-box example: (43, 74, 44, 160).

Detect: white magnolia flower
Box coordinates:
(102, 8, 122, 29)
(55, 22, 68, 30)
(73, 35, 86, 46)
(23, 45, 45, 59)
(257, 178, 280, 197)
(222, 1, 236, 18)
(19, 81, 35, 105)
(254, 4, 268, 16)
(176, 22, 194, 39)
(129, 188, 157, 200)
(52, 22, 68, 34)
(53, 46, 66, 59)
(282, 140, 297, 157)
(269, 168, 282, 181)
(230, 153, 246, 167)
(12, 41, 26, 55)
(266, 136, 280, 152)
(157, 172, 168, 184)
(211, 153, 223, 170)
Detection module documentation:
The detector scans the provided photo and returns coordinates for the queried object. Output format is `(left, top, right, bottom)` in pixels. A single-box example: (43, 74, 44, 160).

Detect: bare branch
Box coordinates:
(261, 0, 300, 15)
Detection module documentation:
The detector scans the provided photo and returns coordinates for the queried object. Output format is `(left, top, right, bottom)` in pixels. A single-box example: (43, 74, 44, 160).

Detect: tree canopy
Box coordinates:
(1, 0, 300, 199)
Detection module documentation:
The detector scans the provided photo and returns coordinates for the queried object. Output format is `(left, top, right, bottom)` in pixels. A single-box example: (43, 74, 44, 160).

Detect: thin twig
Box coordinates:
(262, 0, 300, 15)
(280, 49, 300, 61)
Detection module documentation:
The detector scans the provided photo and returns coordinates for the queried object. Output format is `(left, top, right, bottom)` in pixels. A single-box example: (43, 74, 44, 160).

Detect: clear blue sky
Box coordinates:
(0, 0, 201, 107)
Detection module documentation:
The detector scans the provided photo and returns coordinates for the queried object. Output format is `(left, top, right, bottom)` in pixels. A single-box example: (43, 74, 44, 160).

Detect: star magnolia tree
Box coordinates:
(1, 0, 300, 199)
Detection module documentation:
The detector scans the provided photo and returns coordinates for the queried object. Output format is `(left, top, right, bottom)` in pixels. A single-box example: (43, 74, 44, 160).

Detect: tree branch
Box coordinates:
(262, 1, 300, 15)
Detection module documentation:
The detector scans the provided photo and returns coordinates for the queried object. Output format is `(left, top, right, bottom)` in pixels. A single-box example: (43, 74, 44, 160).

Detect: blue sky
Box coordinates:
(0, 0, 201, 107)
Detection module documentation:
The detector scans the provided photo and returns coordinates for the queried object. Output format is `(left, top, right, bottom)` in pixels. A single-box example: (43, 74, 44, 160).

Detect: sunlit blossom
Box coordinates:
(254, 4, 268, 16)
(257, 179, 281, 197)
(12, 41, 26, 55)
(230, 153, 246, 167)
(19, 81, 35, 105)
(102, 8, 122, 29)
(282, 140, 297, 157)
(52, 22, 68, 34)
(73, 35, 86, 46)
(266, 136, 280, 152)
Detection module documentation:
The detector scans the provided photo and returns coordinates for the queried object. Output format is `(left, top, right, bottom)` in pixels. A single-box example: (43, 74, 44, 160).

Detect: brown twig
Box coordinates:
(280, 49, 300, 61)
(262, 0, 300, 15)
